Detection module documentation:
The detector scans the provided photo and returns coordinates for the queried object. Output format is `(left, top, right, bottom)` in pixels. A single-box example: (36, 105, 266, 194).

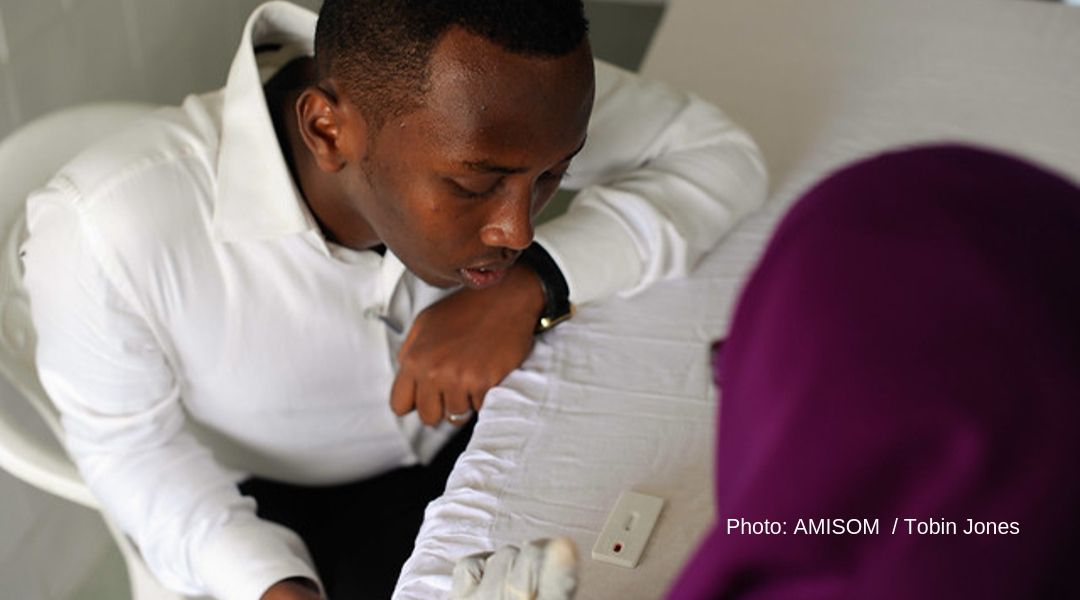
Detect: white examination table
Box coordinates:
(393, 0, 1080, 597)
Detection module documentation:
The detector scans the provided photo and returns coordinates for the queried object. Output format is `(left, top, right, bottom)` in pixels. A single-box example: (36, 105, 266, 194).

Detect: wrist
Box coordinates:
(517, 242, 574, 333)
(507, 261, 547, 323)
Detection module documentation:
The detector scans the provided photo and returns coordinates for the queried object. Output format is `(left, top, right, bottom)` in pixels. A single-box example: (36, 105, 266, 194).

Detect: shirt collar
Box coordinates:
(213, 1, 319, 243)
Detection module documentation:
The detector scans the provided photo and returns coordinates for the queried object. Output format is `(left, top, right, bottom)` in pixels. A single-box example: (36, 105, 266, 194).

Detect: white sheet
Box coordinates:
(394, 240, 762, 599)
(395, 1, 1080, 598)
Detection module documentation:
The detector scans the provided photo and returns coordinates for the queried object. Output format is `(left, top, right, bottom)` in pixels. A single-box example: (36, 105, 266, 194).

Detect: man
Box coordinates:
(22, 1, 765, 599)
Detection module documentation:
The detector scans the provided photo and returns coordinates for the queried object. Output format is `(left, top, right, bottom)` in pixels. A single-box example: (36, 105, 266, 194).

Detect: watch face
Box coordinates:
(536, 304, 575, 334)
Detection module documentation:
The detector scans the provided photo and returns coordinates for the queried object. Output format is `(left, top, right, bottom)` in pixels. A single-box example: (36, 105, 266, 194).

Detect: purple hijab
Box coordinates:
(667, 145, 1080, 599)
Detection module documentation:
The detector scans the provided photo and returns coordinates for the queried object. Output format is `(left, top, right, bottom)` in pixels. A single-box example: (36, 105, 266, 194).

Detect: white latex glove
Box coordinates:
(450, 537, 579, 600)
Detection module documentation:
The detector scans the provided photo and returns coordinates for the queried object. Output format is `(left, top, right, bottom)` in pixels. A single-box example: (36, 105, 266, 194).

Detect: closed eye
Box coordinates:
(446, 168, 570, 199)
(447, 177, 502, 199)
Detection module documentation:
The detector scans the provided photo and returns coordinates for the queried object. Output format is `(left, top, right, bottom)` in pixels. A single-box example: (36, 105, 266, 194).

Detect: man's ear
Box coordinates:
(296, 82, 369, 173)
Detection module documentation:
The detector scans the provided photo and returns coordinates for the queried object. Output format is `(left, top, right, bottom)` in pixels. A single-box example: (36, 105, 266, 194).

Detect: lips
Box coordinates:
(456, 250, 521, 289)
(459, 264, 511, 289)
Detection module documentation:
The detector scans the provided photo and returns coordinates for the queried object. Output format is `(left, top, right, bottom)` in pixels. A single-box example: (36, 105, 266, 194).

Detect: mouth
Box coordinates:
(458, 261, 514, 289)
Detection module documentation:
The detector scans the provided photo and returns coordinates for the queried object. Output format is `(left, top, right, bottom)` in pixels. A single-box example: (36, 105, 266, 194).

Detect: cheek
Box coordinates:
(407, 187, 466, 240)
(366, 165, 430, 236)
(383, 180, 482, 255)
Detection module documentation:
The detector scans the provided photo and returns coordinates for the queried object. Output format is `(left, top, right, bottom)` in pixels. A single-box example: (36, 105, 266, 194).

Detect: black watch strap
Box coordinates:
(519, 242, 574, 333)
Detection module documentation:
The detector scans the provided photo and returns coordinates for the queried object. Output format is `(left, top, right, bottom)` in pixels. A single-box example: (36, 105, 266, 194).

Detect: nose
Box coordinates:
(479, 186, 535, 251)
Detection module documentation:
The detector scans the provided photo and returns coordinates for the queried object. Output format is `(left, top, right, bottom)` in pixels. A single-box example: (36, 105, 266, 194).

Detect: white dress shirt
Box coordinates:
(21, 2, 765, 598)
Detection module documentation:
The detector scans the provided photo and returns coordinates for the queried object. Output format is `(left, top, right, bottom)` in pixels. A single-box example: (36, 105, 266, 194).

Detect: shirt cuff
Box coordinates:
(534, 202, 643, 306)
(194, 518, 322, 600)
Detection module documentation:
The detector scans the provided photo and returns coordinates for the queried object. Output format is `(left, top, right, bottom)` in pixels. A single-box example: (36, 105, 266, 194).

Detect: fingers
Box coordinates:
(444, 388, 474, 426)
(415, 384, 444, 426)
(389, 372, 416, 417)
(449, 552, 490, 599)
(469, 389, 485, 412)
(389, 278, 537, 428)
(392, 319, 499, 426)
(389, 366, 484, 426)
(535, 538, 580, 600)
(474, 545, 520, 597)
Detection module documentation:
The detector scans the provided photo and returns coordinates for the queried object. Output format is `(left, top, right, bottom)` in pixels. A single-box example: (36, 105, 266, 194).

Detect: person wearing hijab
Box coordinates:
(667, 144, 1080, 599)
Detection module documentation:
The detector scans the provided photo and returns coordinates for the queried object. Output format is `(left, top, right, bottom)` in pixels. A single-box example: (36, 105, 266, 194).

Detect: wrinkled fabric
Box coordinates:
(668, 145, 1080, 599)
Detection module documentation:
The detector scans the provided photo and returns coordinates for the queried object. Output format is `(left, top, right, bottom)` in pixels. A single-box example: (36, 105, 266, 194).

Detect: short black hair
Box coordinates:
(314, 0, 589, 130)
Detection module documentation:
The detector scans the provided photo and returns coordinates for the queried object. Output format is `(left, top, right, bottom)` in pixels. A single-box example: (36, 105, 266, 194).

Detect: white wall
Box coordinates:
(0, 0, 322, 140)
(0, 0, 666, 142)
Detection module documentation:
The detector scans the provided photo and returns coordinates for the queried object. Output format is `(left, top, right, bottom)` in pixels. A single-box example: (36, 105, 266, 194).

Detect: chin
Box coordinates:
(410, 266, 462, 289)
(427, 277, 462, 290)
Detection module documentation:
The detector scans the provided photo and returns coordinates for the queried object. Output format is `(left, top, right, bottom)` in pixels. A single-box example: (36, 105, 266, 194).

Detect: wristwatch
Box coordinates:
(519, 242, 575, 334)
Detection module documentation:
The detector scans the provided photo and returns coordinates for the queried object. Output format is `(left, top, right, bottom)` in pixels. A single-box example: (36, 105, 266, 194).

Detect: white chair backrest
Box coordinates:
(0, 103, 156, 507)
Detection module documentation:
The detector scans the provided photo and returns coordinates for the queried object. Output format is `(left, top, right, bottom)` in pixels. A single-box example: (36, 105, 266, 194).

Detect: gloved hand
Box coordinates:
(450, 537, 579, 600)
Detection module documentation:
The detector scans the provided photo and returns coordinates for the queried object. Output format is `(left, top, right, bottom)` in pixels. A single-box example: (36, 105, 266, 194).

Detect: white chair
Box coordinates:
(0, 104, 196, 600)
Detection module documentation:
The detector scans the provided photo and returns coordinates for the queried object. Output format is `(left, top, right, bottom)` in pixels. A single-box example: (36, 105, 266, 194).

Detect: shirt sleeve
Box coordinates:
(533, 59, 768, 305)
(21, 179, 321, 600)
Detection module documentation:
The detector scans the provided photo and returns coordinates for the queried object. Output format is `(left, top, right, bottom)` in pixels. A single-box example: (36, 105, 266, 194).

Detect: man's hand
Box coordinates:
(261, 578, 323, 600)
(391, 263, 545, 426)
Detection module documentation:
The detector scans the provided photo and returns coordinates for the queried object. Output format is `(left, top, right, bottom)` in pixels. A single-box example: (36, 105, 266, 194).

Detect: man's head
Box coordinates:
(296, 0, 594, 289)
(314, 0, 590, 132)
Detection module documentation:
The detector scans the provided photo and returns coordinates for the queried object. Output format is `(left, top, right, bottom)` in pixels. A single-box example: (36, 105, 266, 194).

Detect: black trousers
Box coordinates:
(239, 420, 475, 599)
